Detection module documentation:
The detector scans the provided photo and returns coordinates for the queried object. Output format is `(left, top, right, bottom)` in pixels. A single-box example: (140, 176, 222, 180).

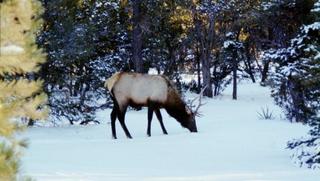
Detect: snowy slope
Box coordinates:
(21, 83, 320, 181)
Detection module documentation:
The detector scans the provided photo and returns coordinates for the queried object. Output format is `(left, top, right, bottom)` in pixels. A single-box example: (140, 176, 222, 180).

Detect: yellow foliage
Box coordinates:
(169, 6, 193, 30)
(0, 0, 47, 179)
(0, 0, 46, 75)
(0, 79, 43, 99)
(239, 28, 250, 42)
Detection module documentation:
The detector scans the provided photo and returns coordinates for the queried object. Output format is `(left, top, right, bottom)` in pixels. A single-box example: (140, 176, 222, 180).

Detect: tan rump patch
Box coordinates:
(104, 72, 122, 91)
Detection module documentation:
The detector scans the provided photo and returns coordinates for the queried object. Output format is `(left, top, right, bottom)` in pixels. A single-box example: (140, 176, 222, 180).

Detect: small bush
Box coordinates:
(257, 106, 275, 120)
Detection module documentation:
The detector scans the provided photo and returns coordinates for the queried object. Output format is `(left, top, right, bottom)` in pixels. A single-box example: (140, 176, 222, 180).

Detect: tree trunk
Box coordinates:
(245, 61, 256, 83)
(244, 44, 256, 83)
(232, 52, 237, 100)
(201, 53, 213, 97)
(287, 77, 306, 123)
(191, 3, 214, 97)
(196, 47, 201, 93)
(198, 16, 214, 97)
(261, 61, 270, 83)
(27, 119, 34, 127)
(132, 0, 143, 73)
(213, 65, 219, 96)
(163, 47, 176, 76)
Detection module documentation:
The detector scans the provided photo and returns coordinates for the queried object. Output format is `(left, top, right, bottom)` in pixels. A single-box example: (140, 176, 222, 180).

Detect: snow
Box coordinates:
(315, 52, 320, 60)
(312, 0, 320, 12)
(223, 40, 234, 48)
(0, 44, 24, 55)
(303, 22, 320, 33)
(20, 82, 320, 181)
(225, 32, 234, 37)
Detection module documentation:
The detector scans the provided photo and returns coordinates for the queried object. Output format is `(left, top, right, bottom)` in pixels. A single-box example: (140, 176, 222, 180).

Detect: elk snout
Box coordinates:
(188, 121, 198, 132)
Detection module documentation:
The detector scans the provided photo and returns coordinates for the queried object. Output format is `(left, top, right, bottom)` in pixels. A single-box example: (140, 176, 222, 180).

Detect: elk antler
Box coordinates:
(188, 85, 207, 117)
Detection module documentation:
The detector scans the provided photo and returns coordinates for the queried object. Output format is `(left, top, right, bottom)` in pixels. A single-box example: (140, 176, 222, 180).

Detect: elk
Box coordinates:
(105, 72, 205, 139)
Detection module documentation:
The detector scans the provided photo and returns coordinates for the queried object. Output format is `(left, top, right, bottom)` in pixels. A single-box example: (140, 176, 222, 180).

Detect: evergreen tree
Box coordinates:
(39, 0, 125, 124)
(0, 0, 47, 179)
(258, 0, 315, 82)
(145, 0, 193, 77)
(190, 0, 260, 96)
(223, 32, 244, 100)
(265, 0, 320, 168)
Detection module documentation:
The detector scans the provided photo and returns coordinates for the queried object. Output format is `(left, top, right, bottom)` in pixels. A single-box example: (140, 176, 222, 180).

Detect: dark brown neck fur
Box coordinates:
(164, 87, 190, 128)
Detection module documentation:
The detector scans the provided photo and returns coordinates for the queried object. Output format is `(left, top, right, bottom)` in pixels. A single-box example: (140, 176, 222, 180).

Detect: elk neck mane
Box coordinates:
(165, 86, 191, 128)
(104, 72, 122, 95)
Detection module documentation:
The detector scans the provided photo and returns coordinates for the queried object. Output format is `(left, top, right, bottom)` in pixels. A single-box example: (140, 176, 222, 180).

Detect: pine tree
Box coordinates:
(223, 32, 244, 100)
(145, 0, 192, 76)
(0, 0, 47, 179)
(38, 0, 124, 124)
(265, 0, 320, 168)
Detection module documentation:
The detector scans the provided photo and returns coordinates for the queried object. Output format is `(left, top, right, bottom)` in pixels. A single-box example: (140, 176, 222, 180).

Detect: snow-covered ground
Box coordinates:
(21, 82, 319, 181)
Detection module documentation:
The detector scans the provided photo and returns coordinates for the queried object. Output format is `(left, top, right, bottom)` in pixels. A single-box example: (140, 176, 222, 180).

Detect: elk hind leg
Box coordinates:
(155, 109, 168, 135)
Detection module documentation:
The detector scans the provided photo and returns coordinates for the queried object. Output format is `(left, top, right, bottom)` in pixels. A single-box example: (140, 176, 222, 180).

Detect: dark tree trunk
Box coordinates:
(197, 18, 214, 97)
(27, 119, 34, 127)
(192, 3, 214, 97)
(213, 65, 219, 96)
(197, 57, 201, 94)
(163, 47, 176, 76)
(253, 46, 263, 79)
(132, 0, 143, 73)
(261, 61, 270, 83)
(201, 53, 213, 97)
(196, 47, 201, 93)
(244, 44, 256, 83)
(287, 77, 306, 123)
(245, 62, 256, 83)
(232, 52, 237, 100)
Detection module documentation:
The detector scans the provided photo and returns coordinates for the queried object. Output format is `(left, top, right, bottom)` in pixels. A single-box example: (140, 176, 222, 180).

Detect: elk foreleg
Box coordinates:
(147, 107, 154, 137)
(111, 107, 117, 139)
(155, 109, 168, 135)
(118, 107, 132, 139)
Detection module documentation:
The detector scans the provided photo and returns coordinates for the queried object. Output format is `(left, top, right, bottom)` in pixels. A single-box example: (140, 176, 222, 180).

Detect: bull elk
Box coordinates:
(105, 72, 205, 139)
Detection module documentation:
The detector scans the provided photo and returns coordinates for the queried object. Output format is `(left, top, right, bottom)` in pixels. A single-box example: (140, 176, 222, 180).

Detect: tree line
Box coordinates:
(0, 0, 319, 174)
(37, 0, 320, 169)
(37, 0, 316, 124)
